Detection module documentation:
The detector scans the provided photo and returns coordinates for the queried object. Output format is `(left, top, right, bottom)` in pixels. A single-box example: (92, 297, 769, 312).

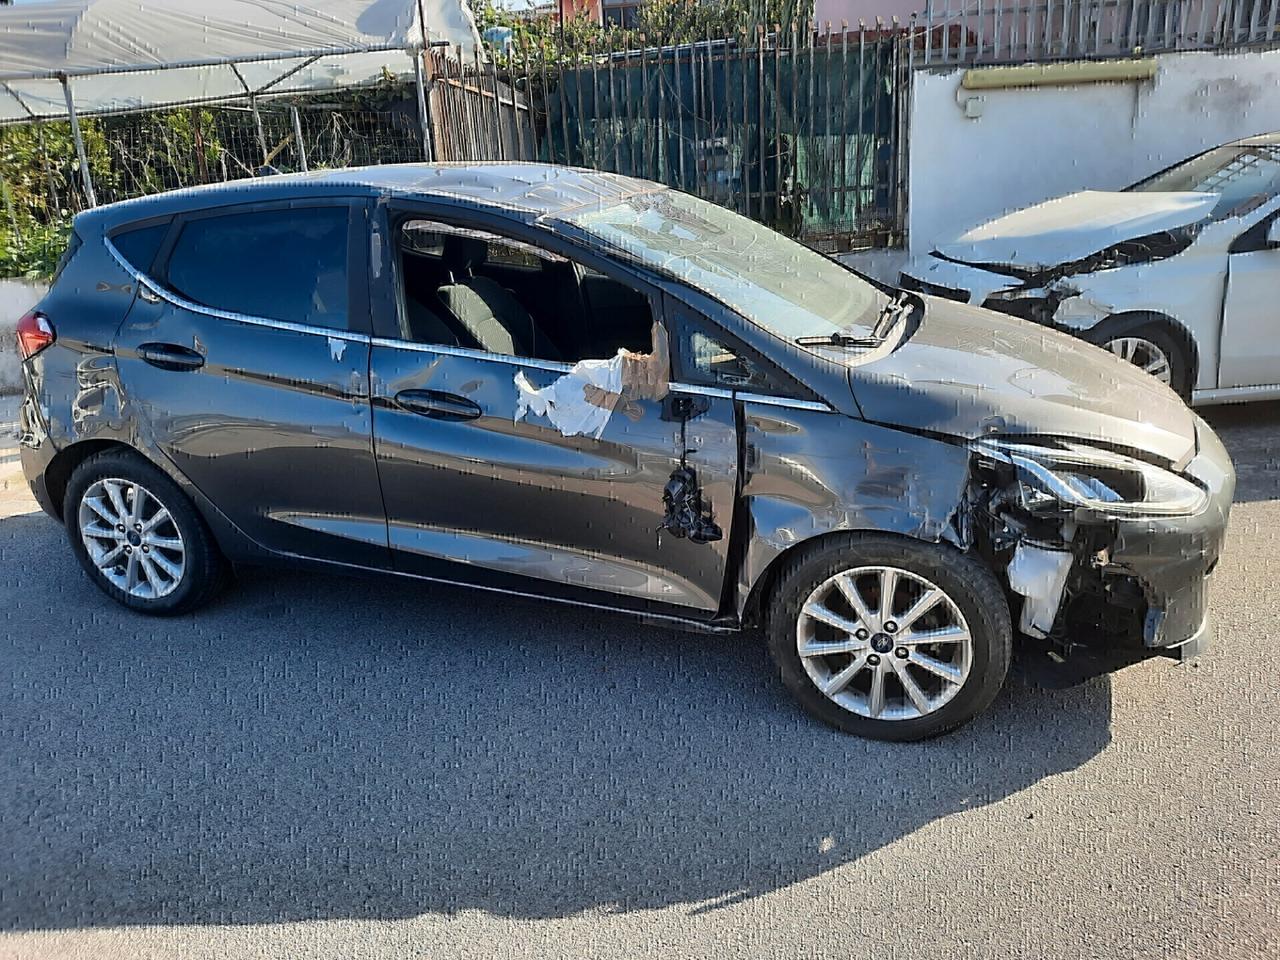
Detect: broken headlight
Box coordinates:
(972, 439, 1208, 517)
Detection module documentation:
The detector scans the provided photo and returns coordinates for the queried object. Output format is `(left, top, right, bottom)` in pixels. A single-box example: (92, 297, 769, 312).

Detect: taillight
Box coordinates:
(17, 310, 55, 360)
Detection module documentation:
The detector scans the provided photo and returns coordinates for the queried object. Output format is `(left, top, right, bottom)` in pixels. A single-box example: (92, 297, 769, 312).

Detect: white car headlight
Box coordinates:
(971, 439, 1208, 517)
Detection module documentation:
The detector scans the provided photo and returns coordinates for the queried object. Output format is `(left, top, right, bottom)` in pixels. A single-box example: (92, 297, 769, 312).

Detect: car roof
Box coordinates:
(78, 162, 664, 234)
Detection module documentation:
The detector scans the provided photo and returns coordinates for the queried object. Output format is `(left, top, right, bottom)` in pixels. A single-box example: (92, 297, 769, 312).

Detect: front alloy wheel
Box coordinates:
(1089, 320, 1192, 399)
(768, 535, 1011, 740)
(796, 566, 973, 722)
(1103, 336, 1173, 386)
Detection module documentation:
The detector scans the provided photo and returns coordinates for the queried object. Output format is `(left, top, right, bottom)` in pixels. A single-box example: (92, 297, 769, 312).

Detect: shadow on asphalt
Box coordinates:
(1199, 399, 1280, 503)
(1, 509, 1114, 930)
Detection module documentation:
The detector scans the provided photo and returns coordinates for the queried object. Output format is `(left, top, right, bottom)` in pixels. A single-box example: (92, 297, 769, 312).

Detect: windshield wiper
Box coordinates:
(794, 293, 915, 350)
(794, 331, 882, 348)
(872, 291, 914, 339)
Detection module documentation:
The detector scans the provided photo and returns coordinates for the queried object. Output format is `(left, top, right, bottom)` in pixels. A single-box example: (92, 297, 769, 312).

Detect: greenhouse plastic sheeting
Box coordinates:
(0, 0, 481, 123)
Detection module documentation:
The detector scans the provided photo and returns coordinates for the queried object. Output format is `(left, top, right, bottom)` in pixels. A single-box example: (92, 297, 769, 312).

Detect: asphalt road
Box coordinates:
(1, 396, 1277, 960)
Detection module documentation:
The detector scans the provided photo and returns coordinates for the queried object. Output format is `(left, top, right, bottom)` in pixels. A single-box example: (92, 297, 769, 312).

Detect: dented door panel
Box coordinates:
(734, 403, 972, 613)
(371, 345, 738, 614)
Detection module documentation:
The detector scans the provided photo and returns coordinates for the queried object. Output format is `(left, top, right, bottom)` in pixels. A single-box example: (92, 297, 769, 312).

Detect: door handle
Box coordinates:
(137, 342, 205, 372)
(394, 389, 482, 421)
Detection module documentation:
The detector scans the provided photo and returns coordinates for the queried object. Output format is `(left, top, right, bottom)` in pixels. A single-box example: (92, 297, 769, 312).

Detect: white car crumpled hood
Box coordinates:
(935, 190, 1218, 270)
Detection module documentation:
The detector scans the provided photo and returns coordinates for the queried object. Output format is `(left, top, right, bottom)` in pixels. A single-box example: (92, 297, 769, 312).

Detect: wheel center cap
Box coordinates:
(871, 633, 893, 654)
(127, 531, 142, 547)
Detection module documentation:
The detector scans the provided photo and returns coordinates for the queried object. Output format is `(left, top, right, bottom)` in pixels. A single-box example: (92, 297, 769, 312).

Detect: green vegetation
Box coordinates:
(1, 1, 823, 279)
(477, 0, 817, 52)
(0, 110, 226, 280)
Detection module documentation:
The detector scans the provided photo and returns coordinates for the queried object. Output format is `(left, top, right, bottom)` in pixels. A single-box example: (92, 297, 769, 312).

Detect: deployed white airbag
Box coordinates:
(514, 322, 670, 439)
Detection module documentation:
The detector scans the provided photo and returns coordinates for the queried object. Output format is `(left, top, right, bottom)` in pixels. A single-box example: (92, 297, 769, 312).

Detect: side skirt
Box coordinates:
(240, 551, 745, 636)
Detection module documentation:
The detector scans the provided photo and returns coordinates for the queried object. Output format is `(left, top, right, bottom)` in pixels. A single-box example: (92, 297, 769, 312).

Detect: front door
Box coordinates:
(1219, 227, 1280, 388)
(112, 200, 387, 566)
(368, 213, 739, 615)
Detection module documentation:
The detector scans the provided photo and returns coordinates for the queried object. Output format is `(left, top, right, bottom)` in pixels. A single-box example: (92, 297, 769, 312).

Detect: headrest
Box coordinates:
(443, 234, 488, 272)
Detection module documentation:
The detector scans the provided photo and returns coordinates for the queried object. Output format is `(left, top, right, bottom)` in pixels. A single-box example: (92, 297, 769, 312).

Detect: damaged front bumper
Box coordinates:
(970, 419, 1234, 686)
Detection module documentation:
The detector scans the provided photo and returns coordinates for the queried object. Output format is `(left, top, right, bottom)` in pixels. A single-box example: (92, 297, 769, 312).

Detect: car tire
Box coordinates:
(766, 534, 1011, 741)
(1091, 320, 1192, 400)
(64, 449, 229, 615)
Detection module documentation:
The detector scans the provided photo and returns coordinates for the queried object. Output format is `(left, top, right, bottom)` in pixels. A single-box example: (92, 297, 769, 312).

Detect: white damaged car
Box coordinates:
(900, 132, 1280, 404)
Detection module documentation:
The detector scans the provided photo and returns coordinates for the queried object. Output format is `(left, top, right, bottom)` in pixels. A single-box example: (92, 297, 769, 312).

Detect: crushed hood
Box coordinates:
(935, 190, 1218, 270)
(848, 298, 1198, 465)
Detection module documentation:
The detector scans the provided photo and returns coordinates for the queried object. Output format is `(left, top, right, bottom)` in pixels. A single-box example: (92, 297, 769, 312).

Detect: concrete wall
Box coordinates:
(815, 0, 918, 27)
(1, 279, 47, 394)
(907, 47, 1280, 255)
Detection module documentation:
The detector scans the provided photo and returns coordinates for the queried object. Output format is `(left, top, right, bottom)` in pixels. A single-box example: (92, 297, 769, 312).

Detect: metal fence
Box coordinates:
(514, 27, 905, 248)
(0, 93, 428, 277)
(1, 24, 907, 280)
(916, 0, 1280, 63)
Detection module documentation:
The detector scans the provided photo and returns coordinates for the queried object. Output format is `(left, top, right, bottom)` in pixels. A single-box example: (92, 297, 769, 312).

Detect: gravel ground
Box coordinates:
(1, 396, 1277, 960)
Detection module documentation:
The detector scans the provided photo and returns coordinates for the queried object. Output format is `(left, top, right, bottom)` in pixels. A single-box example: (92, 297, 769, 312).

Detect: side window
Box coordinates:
(682, 328, 776, 392)
(163, 206, 350, 330)
(1231, 211, 1280, 254)
(110, 221, 169, 274)
(393, 217, 657, 364)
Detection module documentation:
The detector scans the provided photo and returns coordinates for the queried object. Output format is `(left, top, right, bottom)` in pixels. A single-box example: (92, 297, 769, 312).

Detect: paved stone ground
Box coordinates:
(1, 395, 1277, 960)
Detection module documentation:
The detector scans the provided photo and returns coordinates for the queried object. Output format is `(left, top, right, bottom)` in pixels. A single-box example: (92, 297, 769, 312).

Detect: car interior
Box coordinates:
(395, 219, 656, 363)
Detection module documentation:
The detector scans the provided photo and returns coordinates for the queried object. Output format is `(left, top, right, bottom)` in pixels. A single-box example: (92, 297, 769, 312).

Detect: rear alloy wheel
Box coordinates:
(767, 535, 1011, 740)
(65, 450, 228, 615)
(78, 478, 187, 600)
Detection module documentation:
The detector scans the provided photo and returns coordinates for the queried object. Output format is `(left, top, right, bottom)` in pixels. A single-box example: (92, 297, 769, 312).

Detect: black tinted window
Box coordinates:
(165, 207, 350, 329)
(110, 222, 168, 273)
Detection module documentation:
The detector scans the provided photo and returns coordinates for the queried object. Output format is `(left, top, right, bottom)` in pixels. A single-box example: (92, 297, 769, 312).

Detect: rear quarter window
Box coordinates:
(162, 206, 351, 330)
(109, 222, 170, 274)
(51, 231, 82, 283)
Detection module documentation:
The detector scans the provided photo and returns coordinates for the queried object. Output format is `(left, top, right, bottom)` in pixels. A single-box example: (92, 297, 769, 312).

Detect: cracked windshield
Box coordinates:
(565, 189, 884, 341)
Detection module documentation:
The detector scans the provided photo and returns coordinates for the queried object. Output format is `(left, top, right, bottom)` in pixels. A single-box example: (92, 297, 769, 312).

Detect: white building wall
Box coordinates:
(906, 47, 1280, 255)
(0, 279, 46, 394)
(814, 0, 919, 26)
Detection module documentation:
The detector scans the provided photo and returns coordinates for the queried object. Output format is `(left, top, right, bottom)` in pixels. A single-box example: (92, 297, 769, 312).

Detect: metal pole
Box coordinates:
(59, 75, 97, 207)
(250, 96, 269, 167)
(290, 105, 309, 171)
(412, 48, 435, 161)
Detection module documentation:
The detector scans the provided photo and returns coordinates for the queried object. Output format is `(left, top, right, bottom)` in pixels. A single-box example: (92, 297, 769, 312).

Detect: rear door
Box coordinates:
(112, 199, 387, 566)
(367, 208, 740, 616)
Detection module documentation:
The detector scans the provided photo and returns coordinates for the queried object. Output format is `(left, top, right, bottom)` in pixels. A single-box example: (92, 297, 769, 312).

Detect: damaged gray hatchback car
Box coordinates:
(17, 164, 1235, 740)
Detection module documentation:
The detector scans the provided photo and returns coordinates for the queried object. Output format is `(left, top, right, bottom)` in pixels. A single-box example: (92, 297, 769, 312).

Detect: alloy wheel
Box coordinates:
(77, 477, 187, 600)
(796, 565, 974, 721)
(1105, 336, 1173, 385)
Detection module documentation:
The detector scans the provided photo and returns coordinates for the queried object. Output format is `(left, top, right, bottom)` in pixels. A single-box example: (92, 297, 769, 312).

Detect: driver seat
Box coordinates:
(437, 236, 543, 357)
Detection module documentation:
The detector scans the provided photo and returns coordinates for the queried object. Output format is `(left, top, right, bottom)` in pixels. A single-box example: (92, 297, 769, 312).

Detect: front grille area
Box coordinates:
(898, 272, 970, 302)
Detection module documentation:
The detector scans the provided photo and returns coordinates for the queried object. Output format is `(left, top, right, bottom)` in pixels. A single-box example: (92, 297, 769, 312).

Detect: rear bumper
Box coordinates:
(17, 394, 60, 521)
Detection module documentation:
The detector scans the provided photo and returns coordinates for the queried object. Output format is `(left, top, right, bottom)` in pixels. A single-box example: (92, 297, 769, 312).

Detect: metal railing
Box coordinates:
(502, 25, 907, 249)
(916, 0, 1280, 63)
(1, 24, 911, 280)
